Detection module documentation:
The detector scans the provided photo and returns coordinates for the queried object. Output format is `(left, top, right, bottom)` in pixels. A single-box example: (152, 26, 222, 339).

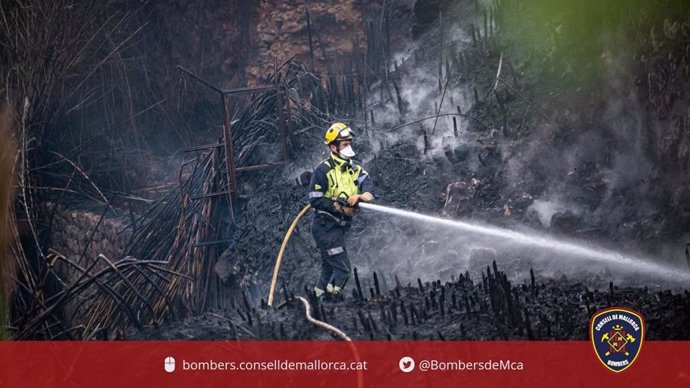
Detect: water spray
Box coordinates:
(358, 202, 690, 283)
(268, 201, 689, 306)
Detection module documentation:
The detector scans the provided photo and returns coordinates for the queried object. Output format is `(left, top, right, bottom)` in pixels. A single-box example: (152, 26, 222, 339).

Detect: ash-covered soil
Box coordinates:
(129, 261, 690, 340)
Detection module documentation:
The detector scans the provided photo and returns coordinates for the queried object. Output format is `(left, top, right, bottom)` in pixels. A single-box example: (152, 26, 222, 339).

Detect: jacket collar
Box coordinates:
(330, 152, 351, 167)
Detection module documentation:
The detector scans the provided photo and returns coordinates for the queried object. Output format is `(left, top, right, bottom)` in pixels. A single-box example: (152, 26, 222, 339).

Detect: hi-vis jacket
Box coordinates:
(308, 153, 374, 222)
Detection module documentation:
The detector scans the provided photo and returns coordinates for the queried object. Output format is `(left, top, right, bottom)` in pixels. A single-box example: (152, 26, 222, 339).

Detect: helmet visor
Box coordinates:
(339, 127, 352, 139)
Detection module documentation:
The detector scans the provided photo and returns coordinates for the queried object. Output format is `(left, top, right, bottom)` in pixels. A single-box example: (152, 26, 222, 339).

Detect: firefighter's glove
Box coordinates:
(334, 201, 357, 217)
(341, 206, 357, 217)
(359, 192, 374, 203)
(347, 192, 374, 206)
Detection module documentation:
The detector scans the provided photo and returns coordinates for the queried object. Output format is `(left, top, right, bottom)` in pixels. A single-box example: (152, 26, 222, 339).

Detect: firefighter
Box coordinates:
(308, 122, 374, 300)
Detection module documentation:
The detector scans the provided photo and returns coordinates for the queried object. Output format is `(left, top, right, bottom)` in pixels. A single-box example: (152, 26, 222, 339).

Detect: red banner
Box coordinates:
(1, 341, 688, 387)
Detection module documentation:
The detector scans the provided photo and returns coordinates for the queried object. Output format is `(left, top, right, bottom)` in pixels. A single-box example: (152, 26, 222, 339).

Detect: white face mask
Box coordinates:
(339, 145, 356, 159)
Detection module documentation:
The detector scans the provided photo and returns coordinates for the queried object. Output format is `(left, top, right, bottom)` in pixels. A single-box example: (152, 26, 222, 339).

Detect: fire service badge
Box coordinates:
(590, 307, 645, 373)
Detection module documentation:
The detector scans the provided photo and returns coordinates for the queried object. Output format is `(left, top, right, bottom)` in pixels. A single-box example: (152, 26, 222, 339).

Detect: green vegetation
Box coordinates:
(495, 0, 690, 101)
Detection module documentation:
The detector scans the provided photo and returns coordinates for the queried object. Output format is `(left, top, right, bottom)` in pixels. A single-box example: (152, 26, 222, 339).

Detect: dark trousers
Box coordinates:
(311, 215, 351, 291)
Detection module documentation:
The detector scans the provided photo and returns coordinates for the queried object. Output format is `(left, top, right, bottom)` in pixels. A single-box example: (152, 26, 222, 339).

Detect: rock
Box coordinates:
(215, 248, 234, 282)
(550, 210, 582, 233)
(258, 33, 274, 44)
(442, 181, 476, 217)
(50, 205, 131, 264)
(281, 20, 304, 34)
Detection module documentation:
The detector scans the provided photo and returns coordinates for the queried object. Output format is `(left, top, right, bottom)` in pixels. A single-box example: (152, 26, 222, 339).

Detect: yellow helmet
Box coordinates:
(324, 122, 354, 145)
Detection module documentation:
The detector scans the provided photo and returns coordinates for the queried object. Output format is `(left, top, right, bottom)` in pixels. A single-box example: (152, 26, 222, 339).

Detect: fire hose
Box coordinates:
(267, 204, 312, 307)
(296, 296, 351, 341)
(267, 205, 363, 388)
(267, 193, 360, 307)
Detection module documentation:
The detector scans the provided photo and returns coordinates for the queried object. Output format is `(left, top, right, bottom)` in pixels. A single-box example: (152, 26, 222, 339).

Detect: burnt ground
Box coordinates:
(129, 260, 690, 341)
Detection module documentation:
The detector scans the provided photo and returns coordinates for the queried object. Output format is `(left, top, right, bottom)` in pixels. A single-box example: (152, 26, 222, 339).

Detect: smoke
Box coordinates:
(340, 1, 690, 289)
(527, 199, 574, 228)
(488, 2, 690, 274)
(281, 2, 690, 295)
(364, 6, 477, 162)
(507, 44, 661, 230)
